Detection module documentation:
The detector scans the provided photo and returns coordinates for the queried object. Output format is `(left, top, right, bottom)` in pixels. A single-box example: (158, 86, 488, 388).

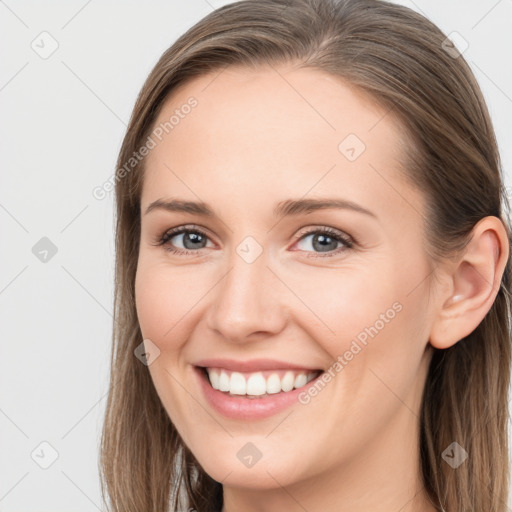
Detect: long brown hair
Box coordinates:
(99, 0, 512, 510)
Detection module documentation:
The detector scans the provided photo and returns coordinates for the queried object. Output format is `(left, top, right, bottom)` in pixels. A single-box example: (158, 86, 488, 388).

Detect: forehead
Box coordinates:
(141, 64, 422, 225)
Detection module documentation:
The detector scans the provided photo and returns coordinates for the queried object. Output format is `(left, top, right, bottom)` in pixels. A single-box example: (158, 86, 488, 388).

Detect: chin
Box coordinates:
(194, 447, 307, 490)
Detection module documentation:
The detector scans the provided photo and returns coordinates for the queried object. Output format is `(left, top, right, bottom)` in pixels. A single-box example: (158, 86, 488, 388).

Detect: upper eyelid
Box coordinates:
(162, 224, 348, 238)
(162, 224, 212, 238)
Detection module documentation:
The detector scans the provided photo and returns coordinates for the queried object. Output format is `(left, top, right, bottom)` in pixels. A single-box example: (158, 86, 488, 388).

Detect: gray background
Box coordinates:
(1, 0, 511, 510)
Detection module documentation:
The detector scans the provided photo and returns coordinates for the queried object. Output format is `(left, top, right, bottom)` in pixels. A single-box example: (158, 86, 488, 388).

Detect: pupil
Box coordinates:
(313, 234, 336, 252)
(184, 232, 205, 249)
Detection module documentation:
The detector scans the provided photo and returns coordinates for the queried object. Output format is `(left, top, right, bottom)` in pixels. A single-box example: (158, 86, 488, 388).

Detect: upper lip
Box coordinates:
(194, 358, 322, 373)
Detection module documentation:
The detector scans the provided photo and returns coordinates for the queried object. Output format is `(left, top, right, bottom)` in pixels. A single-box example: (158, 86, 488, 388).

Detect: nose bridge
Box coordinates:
(206, 240, 286, 342)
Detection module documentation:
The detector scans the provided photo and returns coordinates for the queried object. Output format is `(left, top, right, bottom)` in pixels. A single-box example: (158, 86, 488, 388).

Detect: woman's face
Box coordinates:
(135, 64, 437, 492)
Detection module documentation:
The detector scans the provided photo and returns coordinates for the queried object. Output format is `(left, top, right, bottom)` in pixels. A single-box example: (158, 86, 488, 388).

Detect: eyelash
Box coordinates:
(153, 224, 354, 258)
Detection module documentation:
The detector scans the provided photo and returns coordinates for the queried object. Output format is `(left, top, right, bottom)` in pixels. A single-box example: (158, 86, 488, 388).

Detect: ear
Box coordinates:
(429, 216, 509, 349)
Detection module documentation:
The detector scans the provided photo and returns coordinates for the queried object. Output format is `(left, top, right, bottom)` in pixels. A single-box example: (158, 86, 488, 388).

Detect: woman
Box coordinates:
(99, 0, 512, 510)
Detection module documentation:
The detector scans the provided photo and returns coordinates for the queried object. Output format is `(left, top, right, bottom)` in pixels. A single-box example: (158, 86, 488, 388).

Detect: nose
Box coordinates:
(205, 247, 288, 344)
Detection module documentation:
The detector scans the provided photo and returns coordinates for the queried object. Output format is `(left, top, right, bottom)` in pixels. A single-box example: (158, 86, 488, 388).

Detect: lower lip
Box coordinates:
(194, 366, 323, 420)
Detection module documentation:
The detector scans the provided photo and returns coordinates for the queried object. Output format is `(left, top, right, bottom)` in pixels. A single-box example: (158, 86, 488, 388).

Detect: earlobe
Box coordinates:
(429, 216, 509, 350)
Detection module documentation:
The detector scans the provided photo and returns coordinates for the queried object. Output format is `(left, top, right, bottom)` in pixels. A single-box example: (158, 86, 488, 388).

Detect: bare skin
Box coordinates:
(134, 62, 509, 512)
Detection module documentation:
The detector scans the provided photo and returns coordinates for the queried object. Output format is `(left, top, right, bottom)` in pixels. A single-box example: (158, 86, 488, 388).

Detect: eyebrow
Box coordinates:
(144, 197, 377, 219)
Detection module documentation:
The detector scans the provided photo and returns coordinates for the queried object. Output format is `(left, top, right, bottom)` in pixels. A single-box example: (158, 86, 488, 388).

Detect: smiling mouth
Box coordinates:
(198, 366, 323, 399)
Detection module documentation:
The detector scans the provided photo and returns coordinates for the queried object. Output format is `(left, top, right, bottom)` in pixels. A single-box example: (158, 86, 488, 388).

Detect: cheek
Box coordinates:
(135, 262, 188, 346)
(293, 265, 399, 357)
(134, 259, 217, 360)
(307, 261, 428, 398)
(134, 263, 199, 429)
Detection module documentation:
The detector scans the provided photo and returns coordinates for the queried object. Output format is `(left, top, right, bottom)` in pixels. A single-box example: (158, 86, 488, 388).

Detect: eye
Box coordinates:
(154, 225, 214, 255)
(153, 225, 354, 258)
(293, 227, 354, 257)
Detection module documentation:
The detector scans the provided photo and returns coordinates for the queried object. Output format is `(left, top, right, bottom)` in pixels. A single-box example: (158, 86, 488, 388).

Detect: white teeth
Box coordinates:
(246, 372, 267, 395)
(294, 373, 308, 388)
(218, 370, 230, 392)
(229, 372, 246, 395)
(208, 369, 220, 389)
(281, 371, 295, 392)
(266, 374, 281, 394)
(205, 368, 320, 396)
